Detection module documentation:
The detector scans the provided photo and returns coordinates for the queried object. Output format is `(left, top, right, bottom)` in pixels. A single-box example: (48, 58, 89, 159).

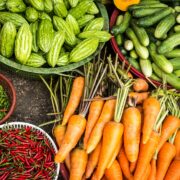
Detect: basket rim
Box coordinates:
(0, 73, 16, 124)
(110, 8, 172, 89)
(0, 121, 60, 180)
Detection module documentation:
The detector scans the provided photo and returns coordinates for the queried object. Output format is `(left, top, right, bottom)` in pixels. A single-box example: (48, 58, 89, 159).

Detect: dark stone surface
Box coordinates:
(0, 69, 54, 135)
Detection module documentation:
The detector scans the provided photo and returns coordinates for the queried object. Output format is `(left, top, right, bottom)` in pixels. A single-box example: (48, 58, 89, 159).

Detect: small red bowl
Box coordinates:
(110, 8, 169, 88)
(0, 73, 16, 124)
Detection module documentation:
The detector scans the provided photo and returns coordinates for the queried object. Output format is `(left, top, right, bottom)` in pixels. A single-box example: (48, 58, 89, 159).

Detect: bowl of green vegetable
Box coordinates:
(110, 1, 180, 90)
(0, 1, 110, 78)
(0, 73, 16, 124)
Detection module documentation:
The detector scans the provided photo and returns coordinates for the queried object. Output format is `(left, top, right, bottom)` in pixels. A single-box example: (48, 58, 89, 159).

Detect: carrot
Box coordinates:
(53, 124, 66, 148)
(123, 107, 141, 162)
(164, 159, 180, 180)
(65, 153, 71, 171)
(133, 78, 149, 92)
(128, 72, 133, 79)
(148, 157, 156, 180)
(118, 147, 133, 180)
(85, 141, 102, 179)
(107, 137, 122, 168)
(62, 77, 85, 125)
(86, 99, 116, 154)
(156, 142, 176, 180)
(142, 163, 151, 180)
(101, 176, 107, 180)
(94, 121, 124, 180)
(128, 91, 149, 105)
(105, 160, 123, 180)
(69, 148, 88, 180)
(83, 96, 104, 149)
(55, 115, 86, 163)
(134, 131, 160, 180)
(174, 130, 180, 159)
(130, 160, 137, 174)
(157, 115, 180, 152)
(142, 97, 161, 144)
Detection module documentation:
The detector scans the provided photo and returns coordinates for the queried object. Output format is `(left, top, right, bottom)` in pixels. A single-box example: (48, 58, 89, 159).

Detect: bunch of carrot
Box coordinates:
(45, 54, 180, 180)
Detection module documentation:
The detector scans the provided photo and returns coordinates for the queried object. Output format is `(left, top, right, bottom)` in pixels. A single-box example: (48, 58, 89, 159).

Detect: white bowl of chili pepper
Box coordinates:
(0, 122, 60, 180)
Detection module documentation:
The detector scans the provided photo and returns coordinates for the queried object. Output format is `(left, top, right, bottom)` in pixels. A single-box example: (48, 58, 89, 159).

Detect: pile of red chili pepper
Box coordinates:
(0, 126, 56, 180)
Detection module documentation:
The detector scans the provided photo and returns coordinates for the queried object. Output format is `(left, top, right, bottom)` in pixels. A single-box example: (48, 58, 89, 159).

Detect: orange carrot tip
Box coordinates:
(128, 91, 149, 106)
(55, 115, 86, 163)
(105, 160, 123, 180)
(69, 148, 88, 180)
(133, 78, 149, 92)
(62, 76, 85, 125)
(85, 141, 102, 179)
(53, 124, 66, 148)
(142, 96, 161, 144)
(123, 106, 141, 162)
(83, 96, 104, 149)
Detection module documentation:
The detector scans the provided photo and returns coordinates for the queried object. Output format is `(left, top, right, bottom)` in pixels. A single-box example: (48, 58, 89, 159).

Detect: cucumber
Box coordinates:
(26, 53, 46, 67)
(152, 63, 180, 90)
(124, 40, 133, 51)
(129, 2, 168, 11)
(149, 43, 173, 74)
(66, 14, 80, 35)
(47, 31, 65, 67)
(115, 34, 123, 46)
(111, 11, 131, 35)
(128, 57, 141, 71)
(116, 15, 123, 26)
(69, 38, 99, 62)
(137, 7, 173, 27)
(170, 58, 180, 70)
(130, 50, 138, 59)
(174, 70, 180, 77)
(57, 52, 69, 66)
(174, 25, 180, 32)
(175, 6, 180, 12)
(78, 31, 111, 42)
(132, 7, 164, 18)
(150, 73, 161, 81)
(126, 28, 149, 59)
(158, 33, 180, 54)
(30, 21, 39, 53)
(0, 21, 17, 58)
(6, 0, 26, 13)
(0, 0, 6, 10)
(84, 17, 104, 31)
(154, 14, 176, 39)
(37, 19, 54, 53)
(131, 21, 149, 47)
(164, 49, 180, 58)
(87, 2, 99, 15)
(140, 58, 152, 77)
(54, 2, 68, 18)
(25, 7, 39, 23)
(176, 14, 180, 24)
(77, 15, 95, 28)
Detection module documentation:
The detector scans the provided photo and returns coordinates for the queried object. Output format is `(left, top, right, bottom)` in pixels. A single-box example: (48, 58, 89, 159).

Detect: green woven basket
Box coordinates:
(0, 3, 109, 78)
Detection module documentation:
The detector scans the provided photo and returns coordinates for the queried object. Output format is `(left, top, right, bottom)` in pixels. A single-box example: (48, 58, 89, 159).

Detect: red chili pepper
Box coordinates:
(0, 171, 10, 180)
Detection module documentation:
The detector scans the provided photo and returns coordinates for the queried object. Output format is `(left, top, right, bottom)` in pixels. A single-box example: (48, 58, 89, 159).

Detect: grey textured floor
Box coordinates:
(0, 68, 64, 179)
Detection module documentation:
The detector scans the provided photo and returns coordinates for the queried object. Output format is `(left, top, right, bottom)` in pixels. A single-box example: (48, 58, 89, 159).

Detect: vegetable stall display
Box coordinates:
(41, 52, 180, 180)
(0, 0, 111, 68)
(111, 0, 180, 89)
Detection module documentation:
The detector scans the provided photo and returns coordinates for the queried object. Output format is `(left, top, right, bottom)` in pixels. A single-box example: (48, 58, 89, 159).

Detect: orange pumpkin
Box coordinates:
(114, 0, 140, 11)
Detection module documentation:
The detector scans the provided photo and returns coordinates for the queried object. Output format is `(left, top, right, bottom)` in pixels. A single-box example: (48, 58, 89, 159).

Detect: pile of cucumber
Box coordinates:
(111, 0, 180, 90)
(0, 0, 111, 68)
